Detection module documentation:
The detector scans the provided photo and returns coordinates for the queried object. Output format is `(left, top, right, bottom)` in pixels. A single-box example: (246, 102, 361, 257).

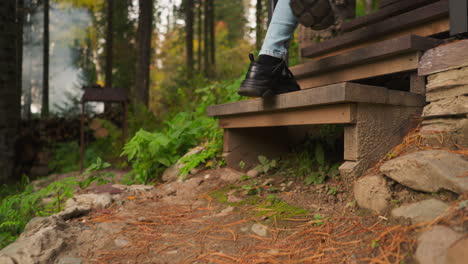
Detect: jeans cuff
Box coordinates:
(259, 50, 287, 60)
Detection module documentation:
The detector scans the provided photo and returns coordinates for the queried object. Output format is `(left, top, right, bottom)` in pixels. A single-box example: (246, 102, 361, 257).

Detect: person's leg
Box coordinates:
(238, 0, 300, 97)
(260, 0, 298, 60)
(238, 0, 335, 97)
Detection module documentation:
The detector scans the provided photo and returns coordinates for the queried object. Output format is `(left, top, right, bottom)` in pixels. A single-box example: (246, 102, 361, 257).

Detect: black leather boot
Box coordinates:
(238, 54, 300, 98)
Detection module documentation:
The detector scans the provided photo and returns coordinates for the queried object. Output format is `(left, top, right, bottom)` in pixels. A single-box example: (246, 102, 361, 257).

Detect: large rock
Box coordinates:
(415, 225, 464, 264)
(421, 118, 468, 149)
(446, 236, 468, 264)
(65, 193, 113, 211)
(0, 216, 68, 264)
(423, 96, 468, 118)
(380, 150, 468, 194)
(391, 199, 449, 224)
(426, 85, 468, 102)
(427, 67, 468, 91)
(353, 174, 391, 213)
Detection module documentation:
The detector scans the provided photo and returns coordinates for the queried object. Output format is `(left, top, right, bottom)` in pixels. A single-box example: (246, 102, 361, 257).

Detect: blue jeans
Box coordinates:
(260, 0, 298, 59)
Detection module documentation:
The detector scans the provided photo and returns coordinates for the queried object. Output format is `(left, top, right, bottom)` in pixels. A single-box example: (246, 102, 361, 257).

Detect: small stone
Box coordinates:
(190, 167, 201, 175)
(204, 174, 211, 179)
(391, 199, 449, 224)
(246, 169, 260, 178)
(216, 206, 234, 217)
(415, 225, 464, 264)
(251, 223, 268, 237)
(57, 257, 83, 264)
(227, 195, 244, 203)
(446, 236, 468, 264)
(219, 168, 244, 183)
(353, 174, 391, 213)
(137, 217, 147, 222)
(263, 178, 274, 186)
(162, 164, 182, 182)
(114, 238, 130, 248)
(380, 150, 468, 194)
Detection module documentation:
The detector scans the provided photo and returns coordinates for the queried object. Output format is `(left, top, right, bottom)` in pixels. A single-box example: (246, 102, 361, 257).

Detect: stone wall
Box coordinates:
(418, 41, 468, 150)
(0, 1, 20, 183)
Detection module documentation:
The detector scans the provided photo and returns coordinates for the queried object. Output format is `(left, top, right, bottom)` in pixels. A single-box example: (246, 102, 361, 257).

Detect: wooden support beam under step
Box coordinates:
(301, 0, 449, 59)
(218, 104, 355, 129)
(291, 35, 441, 79)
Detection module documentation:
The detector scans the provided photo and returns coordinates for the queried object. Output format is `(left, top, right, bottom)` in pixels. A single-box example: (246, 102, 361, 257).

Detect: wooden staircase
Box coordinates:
(207, 0, 451, 178)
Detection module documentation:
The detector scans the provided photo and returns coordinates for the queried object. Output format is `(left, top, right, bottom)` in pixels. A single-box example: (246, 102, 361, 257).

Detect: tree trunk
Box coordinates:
(135, 0, 154, 106)
(209, 0, 215, 69)
(203, 0, 209, 77)
(365, 0, 373, 15)
(105, 0, 114, 89)
(41, 0, 49, 117)
(256, 0, 263, 51)
(17, 0, 24, 117)
(186, 0, 194, 78)
(0, 0, 20, 183)
(197, 0, 202, 73)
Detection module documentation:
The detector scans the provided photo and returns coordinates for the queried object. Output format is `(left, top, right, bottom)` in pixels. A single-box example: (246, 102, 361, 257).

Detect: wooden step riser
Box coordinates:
(218, 104, 355, 129)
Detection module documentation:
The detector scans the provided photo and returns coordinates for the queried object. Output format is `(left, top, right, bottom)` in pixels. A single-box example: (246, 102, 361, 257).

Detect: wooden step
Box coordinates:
(291, 35, 442, 81)
(207, 82, 424, 179)
(342, 0, 440, 32)
(301, 0, 449, 60)
(207, 82, 424, 128)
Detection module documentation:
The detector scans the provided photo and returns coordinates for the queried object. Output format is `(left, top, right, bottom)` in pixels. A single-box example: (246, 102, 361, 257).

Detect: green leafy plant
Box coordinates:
(254, 155, 278, 174)
(79, 157, 115, 189)
(326, 185, 338, 196)
(0, 177, 79, 249)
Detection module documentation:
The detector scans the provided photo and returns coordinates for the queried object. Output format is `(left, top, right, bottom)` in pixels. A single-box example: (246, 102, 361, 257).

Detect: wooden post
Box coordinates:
(122, 102, 128, 145)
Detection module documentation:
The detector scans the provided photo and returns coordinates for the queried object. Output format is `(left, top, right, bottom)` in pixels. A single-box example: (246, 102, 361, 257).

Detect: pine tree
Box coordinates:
(186, 0, 194, 78)
(135, 0, 154, 106)
(41, 0, 49, 117)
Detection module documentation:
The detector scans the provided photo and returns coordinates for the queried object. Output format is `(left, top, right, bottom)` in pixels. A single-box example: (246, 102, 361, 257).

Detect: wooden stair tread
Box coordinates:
(342, 0, 439, 32)
(291, 35, 441, 79)
(379, 0, 406, 9)
(207, 82, 425, 118)
(301, 0, 449, 59)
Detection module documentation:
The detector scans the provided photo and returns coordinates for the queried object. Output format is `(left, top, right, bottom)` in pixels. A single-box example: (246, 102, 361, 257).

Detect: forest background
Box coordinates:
(0, 0, 378, 248)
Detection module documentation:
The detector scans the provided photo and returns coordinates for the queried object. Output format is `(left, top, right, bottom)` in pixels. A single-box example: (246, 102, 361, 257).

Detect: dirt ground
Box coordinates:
(49, 166, 464, 264)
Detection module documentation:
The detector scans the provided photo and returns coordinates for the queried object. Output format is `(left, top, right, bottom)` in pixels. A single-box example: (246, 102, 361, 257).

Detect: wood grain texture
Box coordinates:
(218, 104, 355, 128)
(301, 0, 449, 59)
(207, 82, 425, 117)
(291, 35, 441, 78)
(343, 0, 439, 32)
(419, 40, 468, 76)
(297, 53, 421, 89)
